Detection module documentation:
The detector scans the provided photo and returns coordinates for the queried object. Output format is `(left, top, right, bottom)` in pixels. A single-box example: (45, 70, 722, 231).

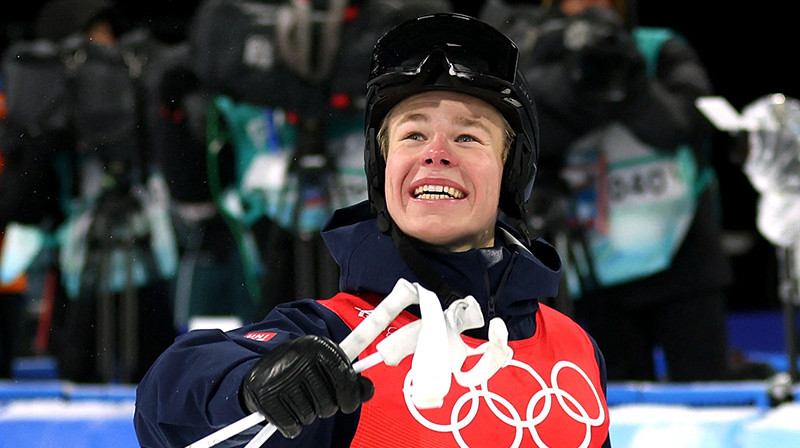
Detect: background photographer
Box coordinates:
(1, 0, 179, 383)
(484, 0, 758, 381)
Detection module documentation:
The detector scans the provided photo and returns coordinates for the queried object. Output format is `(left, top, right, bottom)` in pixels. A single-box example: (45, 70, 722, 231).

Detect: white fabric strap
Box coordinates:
(186, 278, 512, 448)
(403, 283, 513, 409)
(338, 278, 419, 361)
(409, 283, 453, 408)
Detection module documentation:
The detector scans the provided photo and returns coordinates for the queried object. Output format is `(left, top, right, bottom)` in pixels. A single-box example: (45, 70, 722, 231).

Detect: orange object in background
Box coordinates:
(0, 271, 27, 292)
(1, 150, 29, 293)
(0, 90, 6, 120)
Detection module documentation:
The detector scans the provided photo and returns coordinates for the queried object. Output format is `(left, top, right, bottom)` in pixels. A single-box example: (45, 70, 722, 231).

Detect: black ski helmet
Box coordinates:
(364, 12, 540, 236)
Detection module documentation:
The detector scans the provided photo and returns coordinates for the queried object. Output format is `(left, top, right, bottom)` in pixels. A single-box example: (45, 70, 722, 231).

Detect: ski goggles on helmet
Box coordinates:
(364, 13, 539, 225)
(368, 13, 520, 88)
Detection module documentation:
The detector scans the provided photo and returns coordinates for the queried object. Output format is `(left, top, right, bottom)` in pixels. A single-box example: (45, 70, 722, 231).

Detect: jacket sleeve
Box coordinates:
(133, 299, 353, 448)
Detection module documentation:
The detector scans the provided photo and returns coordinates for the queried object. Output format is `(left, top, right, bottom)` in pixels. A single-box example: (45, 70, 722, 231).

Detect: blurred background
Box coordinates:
(3, 0, 795, 313)
(1, 1, 799, 447)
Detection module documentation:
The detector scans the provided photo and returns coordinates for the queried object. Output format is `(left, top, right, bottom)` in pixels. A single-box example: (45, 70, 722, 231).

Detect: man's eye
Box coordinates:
(456, 134, 478, 143)
(405, 132, 425, 141)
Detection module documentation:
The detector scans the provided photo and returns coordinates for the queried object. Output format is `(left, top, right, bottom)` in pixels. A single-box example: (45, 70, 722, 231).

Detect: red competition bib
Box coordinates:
(320, 293, 610, 448)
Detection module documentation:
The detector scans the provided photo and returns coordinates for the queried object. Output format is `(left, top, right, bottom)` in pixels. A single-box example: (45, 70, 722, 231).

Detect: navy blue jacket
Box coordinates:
(134, 201, 609, 447)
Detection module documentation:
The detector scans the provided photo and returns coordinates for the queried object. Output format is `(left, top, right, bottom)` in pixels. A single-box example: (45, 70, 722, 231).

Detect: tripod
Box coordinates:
(289, 117, 340, 300)
(776, 246, 800, 382)
(85, 188, 151, 383)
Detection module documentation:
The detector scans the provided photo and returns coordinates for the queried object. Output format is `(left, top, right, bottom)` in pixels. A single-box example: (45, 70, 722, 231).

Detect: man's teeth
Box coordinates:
(413, 184, 465, 199)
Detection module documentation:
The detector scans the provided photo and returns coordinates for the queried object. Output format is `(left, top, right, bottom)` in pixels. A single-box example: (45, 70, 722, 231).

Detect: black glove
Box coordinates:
(241, 335, 374, 439)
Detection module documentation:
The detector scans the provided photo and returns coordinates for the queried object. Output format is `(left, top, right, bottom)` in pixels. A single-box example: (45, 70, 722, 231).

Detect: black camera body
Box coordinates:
(562, 8, 645, 104)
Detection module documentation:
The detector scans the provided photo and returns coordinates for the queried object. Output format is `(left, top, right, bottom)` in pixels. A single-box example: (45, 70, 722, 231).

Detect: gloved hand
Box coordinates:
(241, 335, 374, 439)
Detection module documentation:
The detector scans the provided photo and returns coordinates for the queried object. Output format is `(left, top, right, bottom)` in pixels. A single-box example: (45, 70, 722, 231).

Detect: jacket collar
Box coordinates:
(321, 201, 562, 339)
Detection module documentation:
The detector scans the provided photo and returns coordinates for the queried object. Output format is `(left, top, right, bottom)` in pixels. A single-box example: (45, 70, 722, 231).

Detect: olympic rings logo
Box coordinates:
(403, 359, 606, 448)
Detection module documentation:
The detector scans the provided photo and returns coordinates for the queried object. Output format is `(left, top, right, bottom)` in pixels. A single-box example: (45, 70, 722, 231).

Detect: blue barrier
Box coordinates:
(11, 357, 59, 380)
(0, 380, 136, 402)
(607, 381, 777, 408)
(1, 379, 799, 448)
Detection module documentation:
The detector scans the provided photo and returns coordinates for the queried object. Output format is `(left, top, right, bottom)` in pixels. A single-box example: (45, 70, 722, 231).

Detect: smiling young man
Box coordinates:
(381, 91, 512, 252)
(135, 13, 611, 448)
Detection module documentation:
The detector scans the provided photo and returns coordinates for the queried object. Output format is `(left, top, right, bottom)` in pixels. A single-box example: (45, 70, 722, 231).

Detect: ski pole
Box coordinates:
(183, 280, 420, 448)
(183, 280, 497, 448)
(241, 352, 384, 448)
(240, 281, 425, 448)
(185, 352, 383, 448)
(243, 284, 500, 448)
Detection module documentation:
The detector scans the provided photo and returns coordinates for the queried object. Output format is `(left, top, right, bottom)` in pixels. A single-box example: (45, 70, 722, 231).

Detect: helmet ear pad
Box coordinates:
(500, 134, 537, 221)
(364, 126, 391, 232)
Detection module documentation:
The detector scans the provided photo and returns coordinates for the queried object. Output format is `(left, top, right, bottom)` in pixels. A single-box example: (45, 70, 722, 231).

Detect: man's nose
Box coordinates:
(422, 135, 455, 166)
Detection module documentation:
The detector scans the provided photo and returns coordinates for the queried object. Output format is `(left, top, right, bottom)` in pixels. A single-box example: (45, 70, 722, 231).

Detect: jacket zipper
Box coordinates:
(488, 251, 519, 319)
